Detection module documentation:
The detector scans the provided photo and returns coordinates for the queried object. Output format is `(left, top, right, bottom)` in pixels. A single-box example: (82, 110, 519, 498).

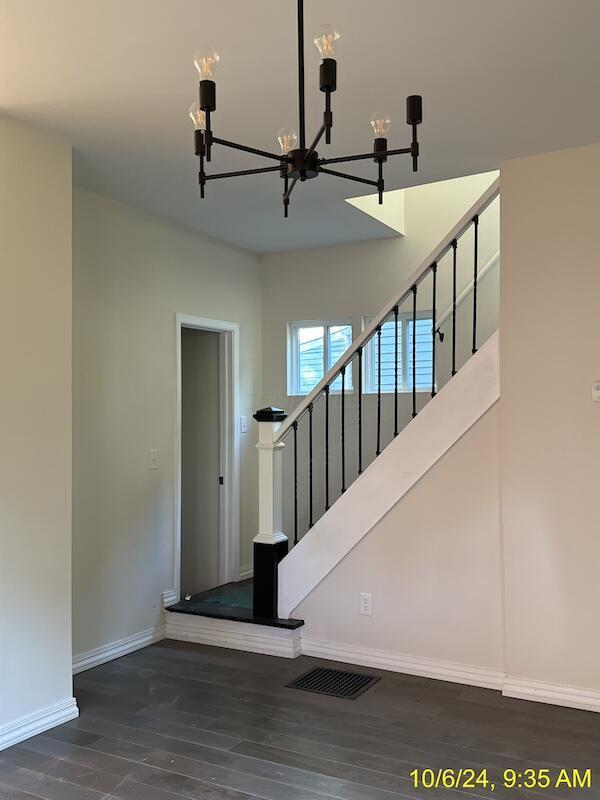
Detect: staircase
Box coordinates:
(166, 177, 500, 657)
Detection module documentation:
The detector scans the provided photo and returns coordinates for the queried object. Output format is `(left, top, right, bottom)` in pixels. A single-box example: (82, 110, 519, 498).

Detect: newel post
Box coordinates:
(252, 406, 288, 619)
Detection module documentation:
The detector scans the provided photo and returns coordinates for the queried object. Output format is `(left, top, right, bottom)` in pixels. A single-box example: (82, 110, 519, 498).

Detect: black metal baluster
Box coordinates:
(394, 306, 399, 437)
(308, 402, 313, 528)
(412, 285, 417, 418)
(358, 347, 363, 474)
(293, 420, 298, 545)
(472, 214, 479, 354)
(431, 262, 437, 397)
(452, 238, 458, 377)
(341, 366, 346, 492)
(324, 385, 330, 510)
(376, 326, 382, 456)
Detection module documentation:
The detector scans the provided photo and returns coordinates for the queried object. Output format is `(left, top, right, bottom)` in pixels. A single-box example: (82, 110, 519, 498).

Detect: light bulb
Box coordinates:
(313, 24, 340, 57)
(370, 112, 392, 137)
(277, 128, 298, 155)
(189, 102, 206, 131)
(194, 47, 220, 80)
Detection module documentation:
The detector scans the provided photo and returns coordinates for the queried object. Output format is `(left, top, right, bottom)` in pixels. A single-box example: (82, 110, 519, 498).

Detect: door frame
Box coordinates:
(174, 313, 240, 600)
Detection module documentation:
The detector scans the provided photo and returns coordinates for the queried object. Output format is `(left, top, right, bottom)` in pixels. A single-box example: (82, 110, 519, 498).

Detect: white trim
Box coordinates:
(72, 624, 166, 675)
(238, 563, 254, 580)
(162, 589, 178, 608)
(277, 178, 500, 440)
(502, 677, 600, 713)
(279, 332, 500, 618)
(175, 313, 241, 600)
(165, 614, 301, 659)
(301, 637, 505, 690)
(0, 698, 79, 752)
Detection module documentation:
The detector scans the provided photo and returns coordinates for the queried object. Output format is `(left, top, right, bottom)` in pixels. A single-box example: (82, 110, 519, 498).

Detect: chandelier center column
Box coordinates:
(297, 0, 306, 151)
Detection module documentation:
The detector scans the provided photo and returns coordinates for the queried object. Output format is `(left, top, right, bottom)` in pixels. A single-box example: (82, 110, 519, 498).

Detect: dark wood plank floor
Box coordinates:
(2, 640, 600, 800)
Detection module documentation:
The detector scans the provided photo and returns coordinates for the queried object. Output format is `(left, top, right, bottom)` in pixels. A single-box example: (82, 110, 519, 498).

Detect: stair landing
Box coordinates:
(166, 579, 303, 630)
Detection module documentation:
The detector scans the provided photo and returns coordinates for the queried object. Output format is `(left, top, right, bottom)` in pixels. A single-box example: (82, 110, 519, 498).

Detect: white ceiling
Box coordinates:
(2, 0, 600, 252)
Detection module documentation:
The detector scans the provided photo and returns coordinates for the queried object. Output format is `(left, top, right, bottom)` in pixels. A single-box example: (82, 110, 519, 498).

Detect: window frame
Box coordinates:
(362, 313, 435, 394)
(287, 318, 354, 397)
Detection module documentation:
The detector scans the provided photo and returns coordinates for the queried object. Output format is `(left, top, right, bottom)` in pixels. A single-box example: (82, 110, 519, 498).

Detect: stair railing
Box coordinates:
(252, 177, 499, 619)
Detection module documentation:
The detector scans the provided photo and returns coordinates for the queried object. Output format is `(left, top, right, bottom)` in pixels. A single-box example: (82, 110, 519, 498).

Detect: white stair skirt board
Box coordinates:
(162, 589, 178, 608)
(302, 637, 505, 690)
(165, 614, 302, 659)
(279, 331, 500, 618)
(72, 624, 166, 675)
(503, 677, 600, 714)
(0, 697, 79, 752)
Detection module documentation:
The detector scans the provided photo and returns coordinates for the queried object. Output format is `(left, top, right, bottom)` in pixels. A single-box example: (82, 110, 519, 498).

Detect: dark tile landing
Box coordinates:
(166, 578, 304, 630)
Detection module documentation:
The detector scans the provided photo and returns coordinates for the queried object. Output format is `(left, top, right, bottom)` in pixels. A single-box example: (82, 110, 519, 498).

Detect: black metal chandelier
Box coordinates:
(189, 0, 423, 217)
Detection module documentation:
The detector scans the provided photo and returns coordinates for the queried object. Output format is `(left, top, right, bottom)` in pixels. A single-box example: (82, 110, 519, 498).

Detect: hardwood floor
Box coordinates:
(1, 640, 600, 799)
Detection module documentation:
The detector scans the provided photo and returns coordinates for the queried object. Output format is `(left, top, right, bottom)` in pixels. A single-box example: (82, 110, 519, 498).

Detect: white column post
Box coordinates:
(254, 418, 287, 546)
(252, 407, 288, 618)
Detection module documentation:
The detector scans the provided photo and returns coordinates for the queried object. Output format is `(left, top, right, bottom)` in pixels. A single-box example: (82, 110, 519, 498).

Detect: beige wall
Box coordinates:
(296, 406, 504, 672)
(261, 172, 499, 411)
(0, 118, 74, 733)
(72, 188, 262, 658)
(260, 173, 500, 538)
(500, 143, 600, 690)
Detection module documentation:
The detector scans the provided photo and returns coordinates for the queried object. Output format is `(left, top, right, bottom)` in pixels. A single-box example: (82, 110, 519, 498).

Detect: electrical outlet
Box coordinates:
(359, 592, 373, 617)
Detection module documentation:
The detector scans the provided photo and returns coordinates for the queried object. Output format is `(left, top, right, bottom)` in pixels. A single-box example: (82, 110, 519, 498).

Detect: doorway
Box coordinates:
(174, 314, 240, 601)
(181, 328, 220, 594)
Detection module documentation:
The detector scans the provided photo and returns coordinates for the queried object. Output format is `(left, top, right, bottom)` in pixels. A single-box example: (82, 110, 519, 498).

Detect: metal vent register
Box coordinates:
(286, 667, 380, 700)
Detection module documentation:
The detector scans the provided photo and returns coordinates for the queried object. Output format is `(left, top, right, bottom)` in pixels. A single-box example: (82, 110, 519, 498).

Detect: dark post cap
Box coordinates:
(253, 406, 287, 422)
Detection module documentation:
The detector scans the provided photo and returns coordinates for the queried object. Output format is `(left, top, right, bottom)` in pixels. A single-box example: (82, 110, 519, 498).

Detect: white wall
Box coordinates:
(500, 143, 600, 692)
(72, 188, 262, 659)
(0, 118, 76, 746)
(296, 406, 504, 676)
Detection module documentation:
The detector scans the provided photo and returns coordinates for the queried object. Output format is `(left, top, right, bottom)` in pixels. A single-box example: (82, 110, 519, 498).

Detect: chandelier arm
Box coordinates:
(319, 167, 380, 188)
(297, 0, 306, 150)
(305, 125, 326, 161)
(320, 147, 412, 166)
(284, 177, 299, 204)
(205, 166, 283, 181)
(211, 136, 286, 163)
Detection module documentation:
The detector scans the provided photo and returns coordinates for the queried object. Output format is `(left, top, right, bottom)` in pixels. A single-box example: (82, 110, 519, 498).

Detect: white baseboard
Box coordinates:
(162, 589, 178, 607)
(72, 624, 166, 675)
(301, 636, 505, 690)
(165, 613, 301, 659)
(238, 563, 253, 580)
(0, 697, 79, 752)
(503, 677, 600, 713)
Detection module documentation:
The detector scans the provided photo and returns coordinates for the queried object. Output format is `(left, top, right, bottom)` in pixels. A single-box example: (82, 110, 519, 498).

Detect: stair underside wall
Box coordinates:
(279, 331, 500, 619)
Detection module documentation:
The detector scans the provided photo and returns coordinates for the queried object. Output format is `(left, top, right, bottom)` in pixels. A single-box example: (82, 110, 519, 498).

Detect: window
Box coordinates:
(363, 313, 434, 393)
(288, 321, 353, 395)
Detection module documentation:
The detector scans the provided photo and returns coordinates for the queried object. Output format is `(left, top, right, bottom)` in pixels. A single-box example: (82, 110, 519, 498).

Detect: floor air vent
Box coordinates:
(286, 667, 380, 700)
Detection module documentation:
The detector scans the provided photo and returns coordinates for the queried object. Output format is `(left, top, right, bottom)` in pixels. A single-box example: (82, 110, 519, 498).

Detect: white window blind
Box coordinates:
(364, 313, 433, 393)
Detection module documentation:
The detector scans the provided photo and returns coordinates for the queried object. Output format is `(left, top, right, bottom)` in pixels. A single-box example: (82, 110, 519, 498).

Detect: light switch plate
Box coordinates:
(241, 415, 248, 433)
(593, 382, 600, 402)
(148, 449, 160, 470)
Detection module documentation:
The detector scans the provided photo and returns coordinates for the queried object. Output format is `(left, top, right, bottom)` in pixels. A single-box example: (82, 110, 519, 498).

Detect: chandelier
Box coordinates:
(189, 0, 423, 217)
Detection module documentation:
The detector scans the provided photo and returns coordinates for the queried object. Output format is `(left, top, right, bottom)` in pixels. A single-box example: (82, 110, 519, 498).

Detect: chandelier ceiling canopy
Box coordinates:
(189, 0, 423, 218)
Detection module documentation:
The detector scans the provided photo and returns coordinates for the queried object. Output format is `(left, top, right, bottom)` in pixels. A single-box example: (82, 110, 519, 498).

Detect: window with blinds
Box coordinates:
(364, 314, 434, 393)
(288, 321, 353, 396)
